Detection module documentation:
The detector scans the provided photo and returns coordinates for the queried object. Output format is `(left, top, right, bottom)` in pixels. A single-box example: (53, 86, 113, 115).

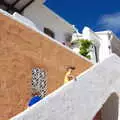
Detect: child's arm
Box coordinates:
(67, 75, 77, 81)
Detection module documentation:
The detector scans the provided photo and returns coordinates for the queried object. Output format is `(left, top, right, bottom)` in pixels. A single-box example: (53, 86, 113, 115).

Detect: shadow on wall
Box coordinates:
(94, 93, 119, 120)
(102, 93, 119, 120)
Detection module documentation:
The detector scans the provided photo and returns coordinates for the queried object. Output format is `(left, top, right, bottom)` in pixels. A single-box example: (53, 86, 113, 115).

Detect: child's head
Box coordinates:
(66, 66, 76, 72)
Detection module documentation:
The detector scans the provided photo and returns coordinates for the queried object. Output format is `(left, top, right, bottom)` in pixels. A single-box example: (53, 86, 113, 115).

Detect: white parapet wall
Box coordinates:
(11, 54, 120, 120)
(12, 12, 38, 31)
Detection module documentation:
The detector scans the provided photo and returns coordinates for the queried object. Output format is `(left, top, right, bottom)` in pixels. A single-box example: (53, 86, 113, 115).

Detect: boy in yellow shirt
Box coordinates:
(64, 66, 76, 84)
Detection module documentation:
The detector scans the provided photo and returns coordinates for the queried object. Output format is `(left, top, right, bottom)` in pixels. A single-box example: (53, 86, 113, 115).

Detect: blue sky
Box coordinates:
(45, 0, 120, 36)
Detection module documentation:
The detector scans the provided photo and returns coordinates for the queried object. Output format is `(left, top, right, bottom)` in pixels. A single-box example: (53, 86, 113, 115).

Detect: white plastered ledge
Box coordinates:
(11, 54, 120, 120)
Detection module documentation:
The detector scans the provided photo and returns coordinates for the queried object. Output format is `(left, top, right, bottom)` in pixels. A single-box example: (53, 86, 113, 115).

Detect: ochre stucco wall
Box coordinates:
(0, 13, 92, 120)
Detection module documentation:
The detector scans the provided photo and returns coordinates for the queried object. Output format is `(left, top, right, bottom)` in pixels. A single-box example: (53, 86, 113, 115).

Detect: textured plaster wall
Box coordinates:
(0, 12, 92, 120)
(11, 54, 120, 120)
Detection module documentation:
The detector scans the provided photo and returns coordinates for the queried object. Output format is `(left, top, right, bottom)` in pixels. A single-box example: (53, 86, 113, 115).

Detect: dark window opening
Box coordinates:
(65, 33, 72, 42)
(94, 45, 98, 63)
(108, 45, 111, 49)
(44, 28, 55, 38)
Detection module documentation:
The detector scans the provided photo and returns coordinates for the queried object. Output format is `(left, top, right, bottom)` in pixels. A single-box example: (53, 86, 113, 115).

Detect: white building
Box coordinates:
(0, 0, 120, 64)
(72, 27, 120, 63)
(0, 0, 74, 43)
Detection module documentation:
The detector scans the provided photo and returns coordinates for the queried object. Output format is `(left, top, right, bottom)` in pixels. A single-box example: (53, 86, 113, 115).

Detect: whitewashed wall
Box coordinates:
(80, 27, 119, 63)
(96, 31, 112, 62)
(82, 27, 100, 63)
(71, 27, 101, 63)
(71, 27, 120, 63)
(23, 0, 73, 42)
(11, 54, 120, 120)
(83, 28, 120, 63)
